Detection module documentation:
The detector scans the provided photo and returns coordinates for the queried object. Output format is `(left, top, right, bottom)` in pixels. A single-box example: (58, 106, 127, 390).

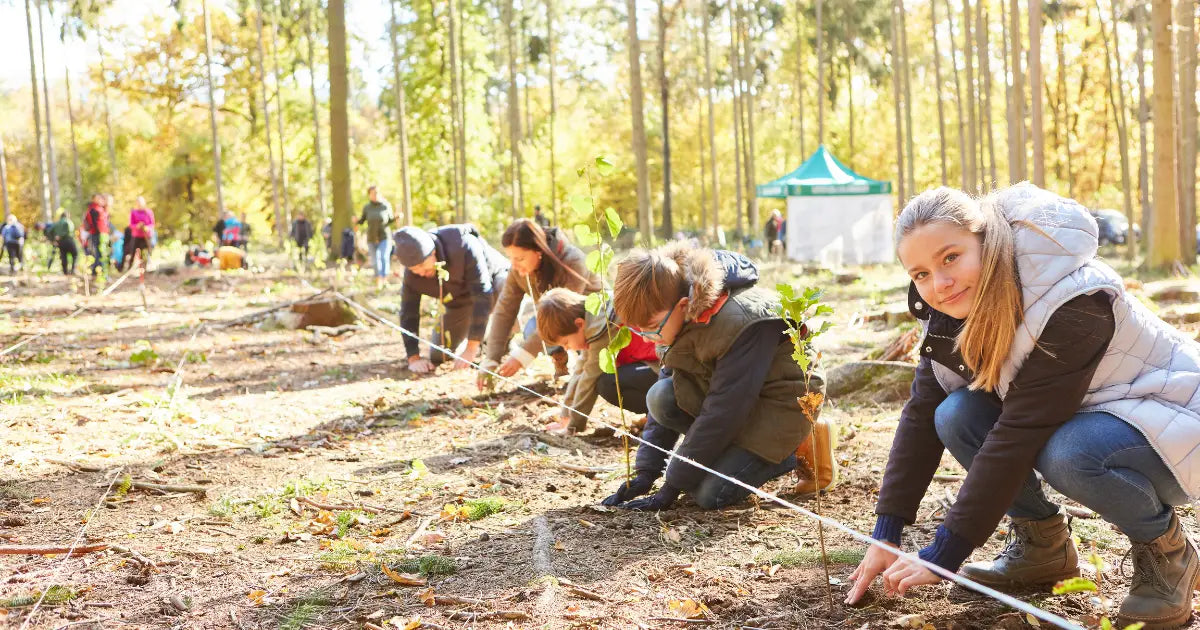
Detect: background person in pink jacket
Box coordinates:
(128, 197, 156, 270)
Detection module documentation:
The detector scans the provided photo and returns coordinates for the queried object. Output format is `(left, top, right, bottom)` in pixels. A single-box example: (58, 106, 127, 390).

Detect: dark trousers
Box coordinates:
(646, 377, 797, 509)
(430, 270, 507, 365)
(3, 242, 22, 272)
(87, 234, 106, 277)
(58, 240, 78, 275)
(128, 237, 150, 269)
(595, 362, 657, 414)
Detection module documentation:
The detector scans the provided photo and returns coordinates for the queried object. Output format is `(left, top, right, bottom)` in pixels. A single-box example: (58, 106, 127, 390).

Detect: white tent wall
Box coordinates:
(784, 194, 895, 265)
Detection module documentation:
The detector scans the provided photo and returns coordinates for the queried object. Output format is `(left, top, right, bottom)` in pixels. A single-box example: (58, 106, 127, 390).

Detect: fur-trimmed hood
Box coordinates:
(656, 242, 760, 321)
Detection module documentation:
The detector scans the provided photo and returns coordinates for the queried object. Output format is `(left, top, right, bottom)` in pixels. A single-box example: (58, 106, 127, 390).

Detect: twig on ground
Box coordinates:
(110, 544, 158, 569)
(1065, 506, 1098, 519)
(447, 611, 531, 622)
(296, 496, 381, 515)
(129, 480, 207, 495)
(553, 462, 615, 477)
(425, 594, 484, 606)
(0, 543, 109, 556)
(932, 474, 965, 482)
(559, 578, 609, 602)
(45, 459, 105, 473)
(405, 517, 431, 548)
(645, 617, 713, 625)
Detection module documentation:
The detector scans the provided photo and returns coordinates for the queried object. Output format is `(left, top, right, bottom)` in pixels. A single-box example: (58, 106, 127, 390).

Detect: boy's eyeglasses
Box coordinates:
(632, 302, 678, 342)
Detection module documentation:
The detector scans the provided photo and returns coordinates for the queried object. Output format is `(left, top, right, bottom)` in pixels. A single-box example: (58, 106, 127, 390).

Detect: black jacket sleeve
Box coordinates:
(400, 279, 423, 358)
(873, 357, 951, 523)
(460, 235, 495, 342)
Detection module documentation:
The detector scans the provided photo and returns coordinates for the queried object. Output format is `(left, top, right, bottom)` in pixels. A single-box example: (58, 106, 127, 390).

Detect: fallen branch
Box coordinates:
(1065, 506, 1098, 519)
(405, 517, 432, 548)
(645, 617, 713, 625)
(559, 579, 609, 602)
(553, 462, 615, 477)
(932, 474, 965, 482)
(45, 459, 105, 473)
(215, 287, 333, 328)
(296, 496, 381, 515)
(447, 611, 531, 622)
(426, 594, 485, 606)
(110, 544, 158, 569)
(0, 543, 109, 556)
(130, 480, 208, 495)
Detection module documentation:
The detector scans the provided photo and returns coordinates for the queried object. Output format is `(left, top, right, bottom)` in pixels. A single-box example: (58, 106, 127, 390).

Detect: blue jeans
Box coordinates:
(934, 388, 1188, 542)
(370, 239, 393, 278)
(646, 378, 797, 509)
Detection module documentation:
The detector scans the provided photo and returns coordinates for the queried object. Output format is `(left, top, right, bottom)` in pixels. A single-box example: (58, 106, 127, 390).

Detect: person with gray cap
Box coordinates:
(394, 224, 510, 374)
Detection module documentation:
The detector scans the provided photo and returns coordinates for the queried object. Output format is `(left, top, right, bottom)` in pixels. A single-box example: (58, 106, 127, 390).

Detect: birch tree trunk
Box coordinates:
(505, 0, 525, 219)
(448, 0, 464, 221)
(794, 0, 806, 158)
(1148, 0, 1179, 268)
(1030, 0, 1045, 187)
(1008, 0, 1026, 182)
(270, 1, 292, 235)
(932, 0, 948, 185)
(978, 3, 996, 189)
(0, 134, 10, 219)
(657, 0, 673, 236)
(703, 0, 720, 236)
(387, 0, 412, 226)
(547, 0, 558, 225)
(1136, 2, 1151, 241)
(1176, 0, 1196, 261)
(254, 0, 282, 242)
(36, 0, 59, 212)
(729, 0, 745, 238)
(306, 4, 328, 224)
(891, 0, 906, 203)
(816, 0, 824, 144)
(99, 41, 118, 194)
(65, 67, 82, 204)
(202, 0, 226, 215)
(741, 0, 758, 236)
(900, 0, 915, 193)
(945, 0, 967, 191)
(626, 0, 652, 243)
(961, 0, 977, 194)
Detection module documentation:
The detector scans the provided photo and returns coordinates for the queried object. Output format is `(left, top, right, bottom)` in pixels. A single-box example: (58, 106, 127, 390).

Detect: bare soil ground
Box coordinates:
(1, 256, 1198, 630)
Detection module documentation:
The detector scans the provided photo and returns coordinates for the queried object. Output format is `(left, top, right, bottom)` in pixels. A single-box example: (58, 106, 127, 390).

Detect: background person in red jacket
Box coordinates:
(83, 194, 110, 278)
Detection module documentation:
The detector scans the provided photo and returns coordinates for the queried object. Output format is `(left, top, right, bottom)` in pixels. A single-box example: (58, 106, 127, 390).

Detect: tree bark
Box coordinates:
(99, 41, 118, 194)
(386, 0, 412, 226)
(657, 0, 673, 237)
(900, 0, 915, 193)
(202, 0, 226, 215)
(891, 0, 906, 203)
(306, 5, 328, 225)
(270, 1, 292, 237)
(703, 0, 720, 237)
(505, 0, 524, 219)
(945, 0, 967, 191)
(626, 0, 652, 243)
(1148, 0, 1179, 268)
(1029, 0, 1045, 187)
(1176, 0, 1196, 262)
(961, 0, 977, 194)
(1008, 0, 1026, 182)
(816, 0, 824, 144)
(729, 0, 744, 239)
(327, 0, 351, 254)
(741, 0, 758, 237)
(978, 3, 996, 189)
(448, 0, 464, 221)
(794, 0, 806, 158)
(0, 134, 10, 219)
(35, 0, 59, 212)
(1135, 2, 1151, 242)
(1096, 0, 1134, 260)
(1055, 13, 1070, 196)
(546, 0, 558, 225)
(65, 67, 82, 204)
(932, 0, 948, 185)
(254, 0, 282, 242)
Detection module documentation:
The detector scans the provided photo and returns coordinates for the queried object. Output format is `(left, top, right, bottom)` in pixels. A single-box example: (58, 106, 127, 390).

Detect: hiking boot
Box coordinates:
(1118, 513, 1200, 630)
(794, 418, 837, 496)
(552, 351, 570, 378)
(959, 512, 1080, 586)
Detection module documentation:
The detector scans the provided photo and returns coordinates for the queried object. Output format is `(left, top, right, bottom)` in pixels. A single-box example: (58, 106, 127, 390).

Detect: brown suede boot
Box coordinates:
(959, 513, 1080, 586)
(1118, 513, 1200, 630)
(794, 418, 837, 496)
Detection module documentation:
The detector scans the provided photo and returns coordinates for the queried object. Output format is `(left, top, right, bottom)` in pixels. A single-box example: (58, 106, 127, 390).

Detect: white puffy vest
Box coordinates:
(926, 184, 1200, 498)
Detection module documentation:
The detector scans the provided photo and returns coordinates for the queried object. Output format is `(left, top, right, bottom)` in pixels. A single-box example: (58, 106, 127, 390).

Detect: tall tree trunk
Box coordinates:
(794, 0, 806, 158)
(307, 4, 328, 224)
(448, 0, 463, 221)
(456, 0, 468, 221)
(847, 55, 854, 156)
(961, 0, 977, 193)
(64, 67, 82, 204)
(1008, 0, 1026, 182)
(1148, 0, 1179, 268)
(626, 0, 652, 243)
(1055, 15, 1070, 195)
(270, 1, 292, 237)
(703, 0, 720, 236)
(202, 0, 226, 215)
(891, 0, 906, 203)
(99, 42, 118, 193)
(741, 0, 758, 236)
(979, 3, 996, 189)
(658, 0, 673, 237)
(1096, 0, 1134, 260)
(1029, 0, 1045, 186)
(36, 0, 59, 212)
(1136, 2, 1151, 242)
(328, 0, 351, 255)
(945, 0, 967, 190)
(0, 134, 10, 219)
(254, 0, 282, 242)
(932, 0, 948, 185)
(900, 0, 915, 193)
(505, 0, 524, 219)
(1176, 0, 1196, 262)
(815, 0, 824, 144)
(387, 0, 412, 226)
(729, 0, 744, 238)
(546, 0, 558, 225)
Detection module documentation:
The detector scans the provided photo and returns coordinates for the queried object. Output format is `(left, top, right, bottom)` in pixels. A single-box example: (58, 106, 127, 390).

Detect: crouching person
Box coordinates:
(393, 225, 511, 373)
(602, 243, 824, 510)
(535, 288, 660, 434)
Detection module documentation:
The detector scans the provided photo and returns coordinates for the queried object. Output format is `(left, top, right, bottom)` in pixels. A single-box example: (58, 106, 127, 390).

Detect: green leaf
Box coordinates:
(576, 166, 587, 178)
(604, 207, 623, 238)
(408, 459, 428, 481)
(570, 194, 592, 215)
(598, 348, 616, 374)
(434, 261, 449, 281)
(1101, 618, 1113, 630)
(595, 155, 615, 177)
(1121, 622, 1145, 630)
(1050, 577, 1098, 595)
(607, 325, 632, 353)
(585, 244, 613, 275)
(573, 224, 599, 247)
(584, 292, 606, 316)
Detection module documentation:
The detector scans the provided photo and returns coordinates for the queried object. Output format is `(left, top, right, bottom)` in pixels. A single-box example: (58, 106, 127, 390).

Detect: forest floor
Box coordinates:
(1, 252, 1199, 630)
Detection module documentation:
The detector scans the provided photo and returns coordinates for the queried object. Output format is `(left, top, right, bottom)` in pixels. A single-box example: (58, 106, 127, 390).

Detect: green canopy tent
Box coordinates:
(757, 146, 895, 265)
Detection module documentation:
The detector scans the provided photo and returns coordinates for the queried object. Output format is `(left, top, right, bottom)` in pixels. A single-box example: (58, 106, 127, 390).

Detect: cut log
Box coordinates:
(826, 360, 917, 402)
(0, 543, 109, 555)
(1145, 280, 1200, 303)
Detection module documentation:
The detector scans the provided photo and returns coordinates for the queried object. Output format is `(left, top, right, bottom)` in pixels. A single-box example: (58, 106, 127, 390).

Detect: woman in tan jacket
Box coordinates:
(479, 219, 603, 386)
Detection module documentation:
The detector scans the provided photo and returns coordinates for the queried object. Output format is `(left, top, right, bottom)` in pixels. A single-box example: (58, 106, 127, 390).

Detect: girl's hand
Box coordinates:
(881, 556, 941, 597)
(496, 357, 522, 377)
(845, 543, 902, 605)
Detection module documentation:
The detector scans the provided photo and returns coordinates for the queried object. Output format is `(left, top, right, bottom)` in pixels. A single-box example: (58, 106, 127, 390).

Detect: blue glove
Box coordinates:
(601, 473, 657, 507)
(619, 484, 681, 512)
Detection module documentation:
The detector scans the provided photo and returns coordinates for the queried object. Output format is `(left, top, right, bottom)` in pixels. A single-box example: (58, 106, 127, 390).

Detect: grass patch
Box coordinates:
(0, 369, 84, 403)
(767, 548, 865, 568)
(1072, 517, 1122, 551)
(277, 590, 333, 630)
(392, 554, 458, 577)
(0, 480, 33, 501)
(463, 496, 507, 521)
(316, 540, 371, 571)
(209, 478, 338, 521)
(0, 585, 79, 607)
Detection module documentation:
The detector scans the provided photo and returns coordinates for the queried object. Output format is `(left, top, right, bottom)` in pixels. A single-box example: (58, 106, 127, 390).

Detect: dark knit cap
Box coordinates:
(393, 227, 435, 267)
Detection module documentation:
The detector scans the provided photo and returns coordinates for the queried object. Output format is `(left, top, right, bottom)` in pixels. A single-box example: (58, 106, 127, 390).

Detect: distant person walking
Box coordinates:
(49, 211, 78, 275)
(2, 215, 25, 273)
(764, 209, 785, 258)
(218, 211, 242, 247)
(291, 213, 315, 262)
(357, 185, 395, 287)
(533, 205, 551, 229)
(83, 194, 111, 278)
(128, 197, 156, 270)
